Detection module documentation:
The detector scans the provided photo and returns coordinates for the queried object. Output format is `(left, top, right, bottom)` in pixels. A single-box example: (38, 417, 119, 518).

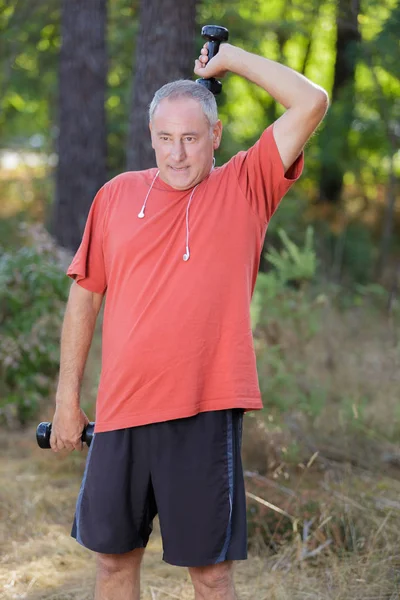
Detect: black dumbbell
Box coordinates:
(36, 421, 95, 449)
(196, 25, 229, 95)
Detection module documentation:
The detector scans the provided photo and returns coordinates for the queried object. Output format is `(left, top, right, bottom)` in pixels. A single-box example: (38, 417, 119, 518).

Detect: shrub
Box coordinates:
(0, 224, 70, 426)
(253, 227, 327, 417)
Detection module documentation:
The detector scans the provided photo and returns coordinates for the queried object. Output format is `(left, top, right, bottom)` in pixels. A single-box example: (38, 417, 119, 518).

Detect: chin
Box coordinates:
(167, 170, 198, 190)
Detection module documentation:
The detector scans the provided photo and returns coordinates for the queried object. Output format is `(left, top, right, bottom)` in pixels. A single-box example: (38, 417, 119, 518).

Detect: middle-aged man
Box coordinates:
(50, 41, 328, 600)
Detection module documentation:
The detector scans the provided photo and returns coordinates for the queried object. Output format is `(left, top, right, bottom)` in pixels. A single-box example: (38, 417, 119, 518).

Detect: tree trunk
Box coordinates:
(299, 0, 323, 76)
(376, 161, 398, 278)
(318, 0, 360, 203)
(52, 0, 107, 252)
(272, 0, 292, 121)
(126, 0, 197, 171)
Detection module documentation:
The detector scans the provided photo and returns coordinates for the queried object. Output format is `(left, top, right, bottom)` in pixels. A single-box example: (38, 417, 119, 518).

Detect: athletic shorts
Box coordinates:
(71, 409, 247, 567)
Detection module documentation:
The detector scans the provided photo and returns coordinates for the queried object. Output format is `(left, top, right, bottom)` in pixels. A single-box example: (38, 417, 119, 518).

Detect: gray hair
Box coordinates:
(149, 80, 218, 127)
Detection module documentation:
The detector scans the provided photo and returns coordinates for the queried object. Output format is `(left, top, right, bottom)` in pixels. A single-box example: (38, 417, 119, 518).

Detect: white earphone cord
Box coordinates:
(183, 185, 198, 261)
(138, 159, 215, 262)
(138, 170, 159, 218)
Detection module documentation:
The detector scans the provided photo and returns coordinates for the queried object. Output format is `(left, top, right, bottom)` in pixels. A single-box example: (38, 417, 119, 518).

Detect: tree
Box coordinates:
(126, 0, 197, 171)
(318, 0, 361, 203)
(370, 1, 400, 276)
(52, 0, 108, 252)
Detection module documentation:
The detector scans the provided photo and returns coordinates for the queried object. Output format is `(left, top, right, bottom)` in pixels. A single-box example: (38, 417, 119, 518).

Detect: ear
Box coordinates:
(149, 121, 155, 149)
(212, 120, 223, 150)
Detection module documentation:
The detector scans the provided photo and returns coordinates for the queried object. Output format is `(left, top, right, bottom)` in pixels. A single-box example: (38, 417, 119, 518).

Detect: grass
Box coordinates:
(2, 409, 400, 598)
(1, 432, 400, 600)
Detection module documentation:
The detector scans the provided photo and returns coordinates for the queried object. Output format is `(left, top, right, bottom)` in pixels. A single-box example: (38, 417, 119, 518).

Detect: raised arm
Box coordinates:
(194, 43, 329, 173)
(50, 281, 104, 452)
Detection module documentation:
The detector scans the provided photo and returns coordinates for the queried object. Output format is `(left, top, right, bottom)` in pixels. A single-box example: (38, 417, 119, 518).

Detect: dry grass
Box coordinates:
(308, 306, 400, 439)
(253, 300, 400, 472)
(1, 424, 400, 600)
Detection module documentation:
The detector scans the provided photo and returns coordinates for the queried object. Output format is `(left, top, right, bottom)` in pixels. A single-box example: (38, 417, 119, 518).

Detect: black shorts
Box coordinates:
(71, 409, 247, 567)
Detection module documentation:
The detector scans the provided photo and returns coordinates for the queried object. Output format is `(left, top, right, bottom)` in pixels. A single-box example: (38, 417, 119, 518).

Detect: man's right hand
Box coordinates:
(50, 402, 90, 453)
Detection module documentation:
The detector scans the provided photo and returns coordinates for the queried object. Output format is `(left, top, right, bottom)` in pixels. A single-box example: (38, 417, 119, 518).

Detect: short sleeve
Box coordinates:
(231, 123, 304, 224)
(66, 184, 109, 294)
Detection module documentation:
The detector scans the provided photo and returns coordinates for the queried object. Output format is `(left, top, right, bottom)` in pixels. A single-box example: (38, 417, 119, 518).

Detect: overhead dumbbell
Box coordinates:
(36, 421, 95, 449)
(196, 25, 229, 95)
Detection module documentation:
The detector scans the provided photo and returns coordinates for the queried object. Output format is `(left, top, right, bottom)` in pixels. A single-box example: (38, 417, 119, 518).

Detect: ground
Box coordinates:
(0, 426, 287, 600)
(2, 421, 400, 600)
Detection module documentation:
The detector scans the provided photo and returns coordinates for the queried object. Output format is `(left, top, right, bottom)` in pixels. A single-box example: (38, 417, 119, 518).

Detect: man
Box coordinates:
(50, 41, 328, 600)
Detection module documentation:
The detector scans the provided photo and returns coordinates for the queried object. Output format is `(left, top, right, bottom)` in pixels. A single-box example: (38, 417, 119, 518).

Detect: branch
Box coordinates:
(246, 491, 295, 521)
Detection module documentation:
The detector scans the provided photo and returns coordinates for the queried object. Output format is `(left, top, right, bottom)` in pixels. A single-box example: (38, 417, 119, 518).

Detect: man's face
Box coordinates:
(150, 97, 222, 190)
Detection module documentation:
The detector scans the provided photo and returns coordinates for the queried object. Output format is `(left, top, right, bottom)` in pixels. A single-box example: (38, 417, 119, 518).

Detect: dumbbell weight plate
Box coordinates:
(36, 421, 95, 449)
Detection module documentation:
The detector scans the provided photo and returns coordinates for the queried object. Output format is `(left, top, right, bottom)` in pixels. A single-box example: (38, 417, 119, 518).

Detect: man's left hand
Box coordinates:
(194, 42, 236, 80)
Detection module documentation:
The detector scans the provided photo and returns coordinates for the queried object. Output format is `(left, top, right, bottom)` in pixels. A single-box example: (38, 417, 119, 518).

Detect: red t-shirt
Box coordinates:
(67, 125, 304, 432)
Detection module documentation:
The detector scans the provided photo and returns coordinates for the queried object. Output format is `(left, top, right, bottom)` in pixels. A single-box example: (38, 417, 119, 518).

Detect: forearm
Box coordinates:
(56, 282, 103, 407)
(196, 43, 329, 170)
(226, 45, 328, 109)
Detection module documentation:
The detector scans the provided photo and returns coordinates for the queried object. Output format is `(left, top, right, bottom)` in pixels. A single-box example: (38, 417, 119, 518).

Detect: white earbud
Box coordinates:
(138, 170, 159, 219)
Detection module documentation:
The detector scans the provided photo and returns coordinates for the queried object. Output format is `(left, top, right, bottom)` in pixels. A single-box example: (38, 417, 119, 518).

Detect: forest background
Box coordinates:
(0, 0, 399, 598)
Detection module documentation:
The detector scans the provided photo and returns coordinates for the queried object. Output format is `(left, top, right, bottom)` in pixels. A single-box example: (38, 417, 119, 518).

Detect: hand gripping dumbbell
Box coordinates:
(196, 25, 229, 95)
(36, 421, 95, 449)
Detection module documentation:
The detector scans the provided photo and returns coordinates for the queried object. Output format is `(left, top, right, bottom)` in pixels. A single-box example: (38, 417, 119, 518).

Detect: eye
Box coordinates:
(184, 136, 195, 143)
(159, 136, 170, 142)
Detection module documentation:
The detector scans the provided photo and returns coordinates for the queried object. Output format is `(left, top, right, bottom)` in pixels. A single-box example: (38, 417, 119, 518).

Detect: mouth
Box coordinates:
(169, 166, 189, 173)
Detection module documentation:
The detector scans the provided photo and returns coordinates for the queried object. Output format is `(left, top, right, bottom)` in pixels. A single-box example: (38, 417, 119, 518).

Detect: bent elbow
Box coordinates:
(313, 88, 329, 117)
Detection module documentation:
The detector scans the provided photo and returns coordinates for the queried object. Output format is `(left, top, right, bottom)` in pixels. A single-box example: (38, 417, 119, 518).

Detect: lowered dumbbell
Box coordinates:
(196, 25, 229, 95)
(36, 421, 95, 449)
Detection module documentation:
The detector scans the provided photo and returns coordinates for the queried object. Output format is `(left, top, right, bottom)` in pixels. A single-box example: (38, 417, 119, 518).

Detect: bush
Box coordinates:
(0, 224, 70, 426)
(253, 227, 327, 417)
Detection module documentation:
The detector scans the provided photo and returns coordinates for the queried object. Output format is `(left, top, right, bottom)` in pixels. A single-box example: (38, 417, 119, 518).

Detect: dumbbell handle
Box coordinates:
(36, 421, 95, 449)
(197, 25, 229, 95)
(206, 35, 223, 62)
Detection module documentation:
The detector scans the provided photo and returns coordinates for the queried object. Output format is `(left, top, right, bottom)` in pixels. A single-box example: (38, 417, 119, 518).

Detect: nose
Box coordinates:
(170, 140, 186, 162)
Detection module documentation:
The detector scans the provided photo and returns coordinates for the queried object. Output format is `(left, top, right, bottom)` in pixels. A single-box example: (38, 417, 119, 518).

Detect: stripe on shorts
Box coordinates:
(215, 410, 234, 563)
(75, 433, 96, 546)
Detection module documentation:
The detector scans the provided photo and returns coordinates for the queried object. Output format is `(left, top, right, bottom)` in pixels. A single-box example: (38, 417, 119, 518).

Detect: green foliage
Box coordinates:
(0, 0, 60, 148)
(253, 227, 326, 417)
(0, 224, 70, 425)
(335, 222, 376, 284)
(268, 201, 379, 286)
(312, 220, 377, 284)
(266, 226, 316, 286)
(1, 0, 399, 286)
(267, 195, 309, 244)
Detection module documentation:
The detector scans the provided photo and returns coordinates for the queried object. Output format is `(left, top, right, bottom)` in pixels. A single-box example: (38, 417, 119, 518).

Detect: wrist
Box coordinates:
(222, 45, 248, 74)
(55, 393, 80, 409)
(219, 44, 245, 72)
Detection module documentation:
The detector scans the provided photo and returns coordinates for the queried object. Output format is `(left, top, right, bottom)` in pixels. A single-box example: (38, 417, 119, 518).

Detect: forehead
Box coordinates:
(152, 97, 209, 132)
